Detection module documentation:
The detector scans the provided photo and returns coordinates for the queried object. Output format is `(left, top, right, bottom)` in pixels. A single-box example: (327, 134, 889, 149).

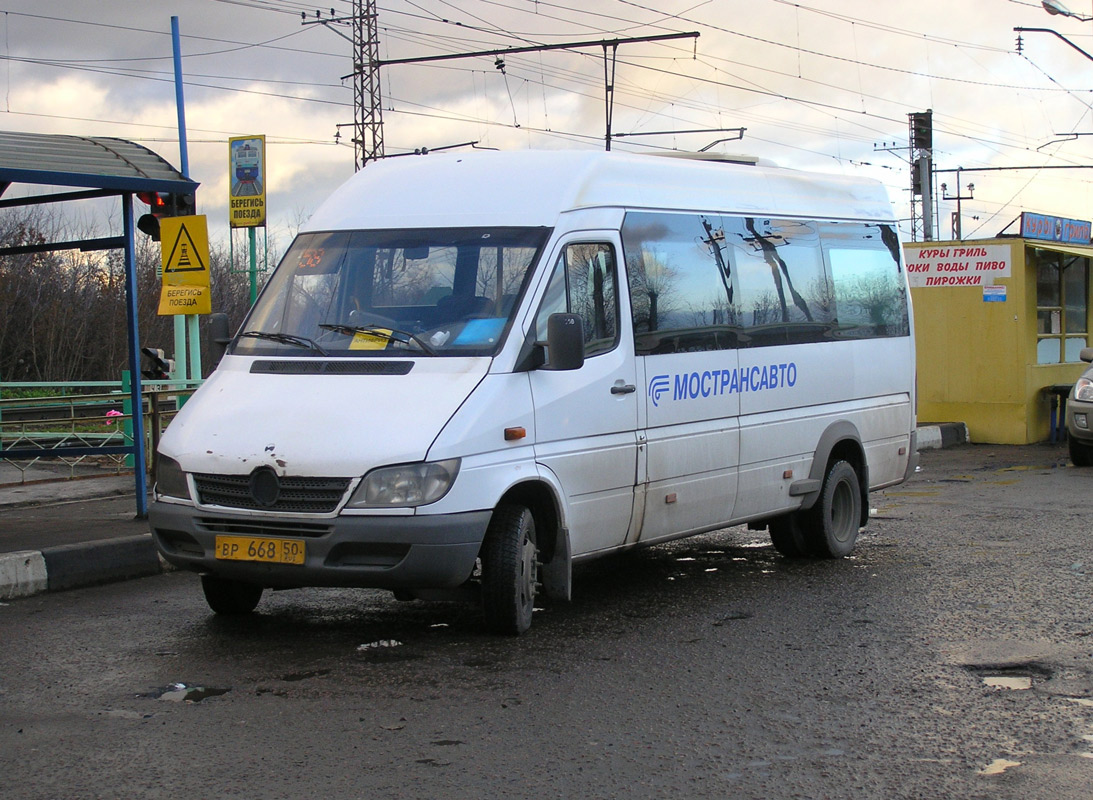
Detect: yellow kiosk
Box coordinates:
(906, 212, 1093, 444)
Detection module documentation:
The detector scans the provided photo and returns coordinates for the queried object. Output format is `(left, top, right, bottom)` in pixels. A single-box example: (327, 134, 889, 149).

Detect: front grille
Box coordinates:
(250, 360, 413, 375)
(193, 473, 351, 513)
(196, 517, 334, 538)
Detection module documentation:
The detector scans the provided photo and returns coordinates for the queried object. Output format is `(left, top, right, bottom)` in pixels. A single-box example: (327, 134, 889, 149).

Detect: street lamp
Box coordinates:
(1042, 0, 1093, 21)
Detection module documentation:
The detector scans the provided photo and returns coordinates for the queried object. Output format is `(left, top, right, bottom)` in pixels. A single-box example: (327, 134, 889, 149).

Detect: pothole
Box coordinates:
(963, 662, 1054, 691)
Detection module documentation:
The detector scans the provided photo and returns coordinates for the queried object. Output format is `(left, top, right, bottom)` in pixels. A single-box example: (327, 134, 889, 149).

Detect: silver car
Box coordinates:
(1066, 347, 1093, 466)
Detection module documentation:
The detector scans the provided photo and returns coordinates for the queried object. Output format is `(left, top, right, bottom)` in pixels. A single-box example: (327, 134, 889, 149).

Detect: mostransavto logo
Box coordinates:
(647, 362, 797, 408)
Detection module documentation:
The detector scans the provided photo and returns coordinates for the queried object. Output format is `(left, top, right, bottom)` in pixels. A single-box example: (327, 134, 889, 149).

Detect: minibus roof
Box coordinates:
(303, 149, 896, 233)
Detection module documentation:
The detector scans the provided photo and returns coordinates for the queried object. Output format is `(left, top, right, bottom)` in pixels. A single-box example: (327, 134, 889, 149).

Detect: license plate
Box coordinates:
(214, 535, 305, 565)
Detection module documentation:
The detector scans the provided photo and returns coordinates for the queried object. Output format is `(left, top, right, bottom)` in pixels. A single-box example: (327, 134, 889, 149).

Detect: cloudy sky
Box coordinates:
(5, 0, 1093, 246)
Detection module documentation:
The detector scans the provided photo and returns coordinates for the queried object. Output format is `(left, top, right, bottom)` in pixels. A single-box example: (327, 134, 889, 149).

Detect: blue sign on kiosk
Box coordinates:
(1020, 212, 1092, 244)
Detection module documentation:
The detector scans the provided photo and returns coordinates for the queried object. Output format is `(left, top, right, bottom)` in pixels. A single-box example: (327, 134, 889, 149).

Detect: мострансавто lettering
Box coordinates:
(648, 362, 797, 407)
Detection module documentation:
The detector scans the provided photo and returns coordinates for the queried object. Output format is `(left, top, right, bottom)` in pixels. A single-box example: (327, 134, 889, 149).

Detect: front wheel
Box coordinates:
(480, 504, 538, 635)
(201, 575, 263, 615)
(1069, 435, 1093, 467)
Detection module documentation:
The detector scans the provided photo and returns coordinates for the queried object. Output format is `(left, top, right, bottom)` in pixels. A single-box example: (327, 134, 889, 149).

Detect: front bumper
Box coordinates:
(1066, 397, 1093, 444)
(149, 501, 490, 590)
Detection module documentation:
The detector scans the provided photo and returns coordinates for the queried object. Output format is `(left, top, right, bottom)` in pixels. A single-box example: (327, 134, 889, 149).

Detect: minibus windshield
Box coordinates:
(233, 227, 550, 358)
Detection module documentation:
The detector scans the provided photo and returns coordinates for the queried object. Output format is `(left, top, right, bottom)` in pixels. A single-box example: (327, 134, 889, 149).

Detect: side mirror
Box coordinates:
(208, 313, 232, 365)
(1081, 347, 1093, 364)
(545, 313, 585, 371)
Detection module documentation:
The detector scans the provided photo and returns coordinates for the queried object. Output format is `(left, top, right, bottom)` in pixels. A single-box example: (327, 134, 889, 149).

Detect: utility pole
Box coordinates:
(304, 2, 382, 170)
(941, 170, 974, 240)
(353, 0, 383, 170)
(341, 31, 699, 169)
(909, 110, 934, 242)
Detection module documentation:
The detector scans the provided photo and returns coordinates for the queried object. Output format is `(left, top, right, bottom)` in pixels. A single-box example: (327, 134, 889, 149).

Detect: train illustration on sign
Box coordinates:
(234, 143, 261, 182)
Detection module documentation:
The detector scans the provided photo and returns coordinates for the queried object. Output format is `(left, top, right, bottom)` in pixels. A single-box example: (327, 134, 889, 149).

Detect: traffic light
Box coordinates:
(141, 347, 174, 380)
(136, 191, 196, 241)
(910, 110, 932, 152)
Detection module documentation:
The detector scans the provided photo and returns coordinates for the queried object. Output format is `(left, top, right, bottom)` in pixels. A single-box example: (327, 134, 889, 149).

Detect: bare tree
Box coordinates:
(0, 207, 266, 384)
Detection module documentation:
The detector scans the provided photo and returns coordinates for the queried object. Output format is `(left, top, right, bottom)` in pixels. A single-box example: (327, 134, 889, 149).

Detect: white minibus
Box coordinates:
(149, 150, 916, 634)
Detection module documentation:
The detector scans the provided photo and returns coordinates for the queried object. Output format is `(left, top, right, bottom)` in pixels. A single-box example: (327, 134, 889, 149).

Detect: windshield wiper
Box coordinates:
(318, 323, 437, 356)
(238, 330, 328, 355)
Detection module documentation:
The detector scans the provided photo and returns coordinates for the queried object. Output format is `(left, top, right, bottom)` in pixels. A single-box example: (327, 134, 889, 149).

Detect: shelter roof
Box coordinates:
(0, 131, 197, 195)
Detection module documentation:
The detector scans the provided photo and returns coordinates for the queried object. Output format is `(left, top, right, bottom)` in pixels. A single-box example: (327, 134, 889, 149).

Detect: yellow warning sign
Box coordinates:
(229, 135, 266, 228)
(158, 215, 212, 315)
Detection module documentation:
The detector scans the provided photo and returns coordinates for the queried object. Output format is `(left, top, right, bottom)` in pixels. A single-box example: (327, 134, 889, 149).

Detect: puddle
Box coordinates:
(102, 709, 154, 720)
(358, 639, 402, 651)
(357, 639, 422, 663)
(281, 669, 330, 682)
(983, 676, 1033, 690)
(979, 758, 1021, 776)
(142, 683, 231, 703)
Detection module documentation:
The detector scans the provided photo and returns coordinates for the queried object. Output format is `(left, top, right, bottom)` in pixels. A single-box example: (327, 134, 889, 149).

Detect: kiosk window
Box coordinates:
(1035, 249, 1088, 363)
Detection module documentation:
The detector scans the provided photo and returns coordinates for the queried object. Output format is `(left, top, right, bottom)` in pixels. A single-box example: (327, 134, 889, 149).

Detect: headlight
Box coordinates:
(347, 459, 460, 508)
(155, 454, 191, 500)
(1076, 377, 1093, 402)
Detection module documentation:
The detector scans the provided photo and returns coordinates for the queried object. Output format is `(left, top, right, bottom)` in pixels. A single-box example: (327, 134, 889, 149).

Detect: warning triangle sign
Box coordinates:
(164, 219, 208, 274)
(158, 215, 211, 316)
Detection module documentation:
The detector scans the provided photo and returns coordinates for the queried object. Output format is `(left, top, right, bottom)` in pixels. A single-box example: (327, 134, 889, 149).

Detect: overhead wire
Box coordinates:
(9, 0, 1093, 213)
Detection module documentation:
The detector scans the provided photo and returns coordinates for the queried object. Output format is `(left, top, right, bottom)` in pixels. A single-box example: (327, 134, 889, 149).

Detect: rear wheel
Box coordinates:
(201, 575, 263, 615)
(805, 460, 862, 558)
(1069, 435, 1093, 467)
(769, 513, 811, 558)
(480, 504, 538, 635)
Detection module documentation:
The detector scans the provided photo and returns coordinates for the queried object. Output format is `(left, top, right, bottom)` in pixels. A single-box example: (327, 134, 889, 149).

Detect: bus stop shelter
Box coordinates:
(0, 131, 198, 516)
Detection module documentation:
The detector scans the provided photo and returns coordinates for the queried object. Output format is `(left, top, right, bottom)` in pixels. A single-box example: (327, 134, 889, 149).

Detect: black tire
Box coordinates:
(805, 460, 862, 559)
(769, 513, 811, 558)
(1069, 435, 1093, 467)
(201, 575, 263, 615)
(480, 504, 538, 635)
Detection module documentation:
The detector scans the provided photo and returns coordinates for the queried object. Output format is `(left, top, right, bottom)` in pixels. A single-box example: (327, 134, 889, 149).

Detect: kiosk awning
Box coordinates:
(1025, 241, 1093, 260)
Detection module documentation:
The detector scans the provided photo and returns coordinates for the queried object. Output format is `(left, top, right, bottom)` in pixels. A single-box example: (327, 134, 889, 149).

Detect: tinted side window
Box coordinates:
(729, 218, 834, 347)
(820, 222, 909, 339)
(622, 212, 739, 355)
(621, 212, 909, 355)
(534, 242, 619, 357)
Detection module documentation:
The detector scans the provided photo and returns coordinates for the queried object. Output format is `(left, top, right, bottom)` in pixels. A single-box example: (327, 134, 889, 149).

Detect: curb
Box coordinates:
(0, 534, 168, 601)
(0, 475, 135, 511)
(917, 422, 969, 451)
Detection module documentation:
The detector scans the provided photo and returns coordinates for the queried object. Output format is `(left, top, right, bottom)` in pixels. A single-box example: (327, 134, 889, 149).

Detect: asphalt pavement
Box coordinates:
(0, 422, 969, 601)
